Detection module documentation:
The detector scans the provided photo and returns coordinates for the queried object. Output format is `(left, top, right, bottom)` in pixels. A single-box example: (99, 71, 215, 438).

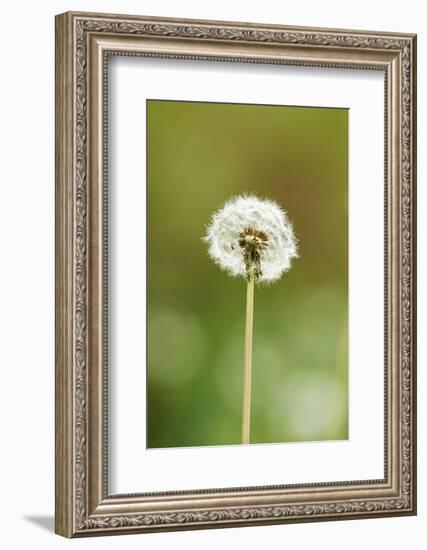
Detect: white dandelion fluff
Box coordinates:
(204, 194, 298, 283)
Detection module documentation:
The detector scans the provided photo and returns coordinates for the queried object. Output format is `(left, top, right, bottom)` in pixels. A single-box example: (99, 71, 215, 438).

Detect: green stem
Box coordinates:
(242, 273, 254, 444)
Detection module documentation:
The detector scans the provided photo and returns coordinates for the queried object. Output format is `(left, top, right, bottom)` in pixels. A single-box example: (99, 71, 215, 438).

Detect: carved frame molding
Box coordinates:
(55, 11, 416, 537)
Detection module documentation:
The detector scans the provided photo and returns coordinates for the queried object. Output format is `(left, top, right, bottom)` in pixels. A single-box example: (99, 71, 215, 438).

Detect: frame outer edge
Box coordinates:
(62, 10, 416, 39)
(409, 34, 417, 514)
(413, 34, 417, 514)
(55, 12, 75, 538)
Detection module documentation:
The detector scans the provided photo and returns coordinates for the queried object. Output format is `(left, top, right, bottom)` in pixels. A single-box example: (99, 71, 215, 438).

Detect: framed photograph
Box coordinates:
(55, 11, 417, 537)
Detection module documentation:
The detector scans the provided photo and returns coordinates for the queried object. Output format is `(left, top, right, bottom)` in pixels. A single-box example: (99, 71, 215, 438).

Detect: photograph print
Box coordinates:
(146, 99, 348, 449)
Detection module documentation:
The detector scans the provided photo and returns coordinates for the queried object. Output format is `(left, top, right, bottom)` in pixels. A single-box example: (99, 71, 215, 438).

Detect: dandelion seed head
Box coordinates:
(204, 194, 298, 283)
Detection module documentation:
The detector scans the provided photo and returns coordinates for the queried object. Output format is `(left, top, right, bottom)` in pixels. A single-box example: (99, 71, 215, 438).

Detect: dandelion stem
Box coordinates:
(242, 272, 255, 444)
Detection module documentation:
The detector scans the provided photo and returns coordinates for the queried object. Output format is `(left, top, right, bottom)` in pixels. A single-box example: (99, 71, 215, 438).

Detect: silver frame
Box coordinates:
(55, 11, 417, 537)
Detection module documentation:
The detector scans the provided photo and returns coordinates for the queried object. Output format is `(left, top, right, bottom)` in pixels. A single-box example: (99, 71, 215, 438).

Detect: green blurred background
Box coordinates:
(147, 100, 348, 448)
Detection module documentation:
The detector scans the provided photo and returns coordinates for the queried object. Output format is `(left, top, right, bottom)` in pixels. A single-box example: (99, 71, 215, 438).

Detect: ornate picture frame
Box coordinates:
(55, 11, 417, 537)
